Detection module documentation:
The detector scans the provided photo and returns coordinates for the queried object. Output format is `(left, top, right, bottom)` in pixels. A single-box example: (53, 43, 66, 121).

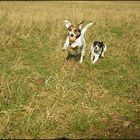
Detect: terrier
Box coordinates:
(63, 20, 93, 63)
(91, 40, 107, 64)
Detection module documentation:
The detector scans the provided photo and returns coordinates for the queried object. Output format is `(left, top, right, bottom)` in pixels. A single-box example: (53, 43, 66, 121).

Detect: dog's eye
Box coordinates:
(68, 27, 72, 31)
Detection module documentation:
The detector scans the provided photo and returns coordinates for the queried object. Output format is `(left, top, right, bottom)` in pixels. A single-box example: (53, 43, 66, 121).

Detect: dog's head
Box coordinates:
(93, 41, 104, 53)
(64, 20, 84, 43)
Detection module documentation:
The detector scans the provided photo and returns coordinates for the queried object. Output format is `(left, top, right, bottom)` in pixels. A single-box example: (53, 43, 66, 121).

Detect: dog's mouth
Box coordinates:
(69, 36, 76, 43)
(68, 30, 81, 43)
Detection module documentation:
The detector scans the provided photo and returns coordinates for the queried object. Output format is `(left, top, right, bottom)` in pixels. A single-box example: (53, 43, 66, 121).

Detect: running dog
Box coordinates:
(62, 20, 93, 63)
(91, 40, 107, 64)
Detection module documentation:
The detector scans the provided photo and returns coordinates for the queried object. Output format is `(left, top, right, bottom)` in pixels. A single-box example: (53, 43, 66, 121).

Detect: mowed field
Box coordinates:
(0, 1, 140, 139)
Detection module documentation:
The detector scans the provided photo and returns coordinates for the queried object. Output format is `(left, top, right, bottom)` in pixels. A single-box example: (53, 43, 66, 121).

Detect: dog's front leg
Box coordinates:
(92, 54, 99, 64)
(91, 53, 94, 62)
(62, 36, 69, 51)
(71, 43, 79, 49)
(90, 46, 94, 62)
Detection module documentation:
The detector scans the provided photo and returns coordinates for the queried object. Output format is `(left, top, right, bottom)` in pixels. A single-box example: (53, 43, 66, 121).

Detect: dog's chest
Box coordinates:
(70, 37, 83, 48)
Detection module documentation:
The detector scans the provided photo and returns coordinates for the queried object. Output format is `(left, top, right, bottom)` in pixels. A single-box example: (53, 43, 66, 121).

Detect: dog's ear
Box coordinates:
(78, 21, 84, 30)
(64, 20, 72, 29)
(100, 41, 104, 46)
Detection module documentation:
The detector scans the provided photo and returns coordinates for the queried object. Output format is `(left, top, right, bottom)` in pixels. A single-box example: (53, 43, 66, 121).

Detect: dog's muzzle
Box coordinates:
(94, 49, 101, 54)
(68, 29, 81, 43)
(69, 36, 76, 43)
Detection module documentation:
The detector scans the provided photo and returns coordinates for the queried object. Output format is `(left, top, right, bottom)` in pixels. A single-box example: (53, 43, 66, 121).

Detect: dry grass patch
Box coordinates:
(0, 1, 140, 139)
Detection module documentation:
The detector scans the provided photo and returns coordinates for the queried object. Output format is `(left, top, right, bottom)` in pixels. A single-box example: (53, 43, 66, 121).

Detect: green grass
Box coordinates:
(0, 1, 140, 139)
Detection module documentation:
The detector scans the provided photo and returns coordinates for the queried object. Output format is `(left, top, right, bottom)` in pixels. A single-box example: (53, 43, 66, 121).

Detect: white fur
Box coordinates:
(63, 20, 93, 63)
(64, 20, 72, 29)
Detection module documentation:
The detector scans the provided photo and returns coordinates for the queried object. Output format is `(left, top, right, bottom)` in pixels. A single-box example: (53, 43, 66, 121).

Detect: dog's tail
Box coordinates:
(81, 22, 93, 36)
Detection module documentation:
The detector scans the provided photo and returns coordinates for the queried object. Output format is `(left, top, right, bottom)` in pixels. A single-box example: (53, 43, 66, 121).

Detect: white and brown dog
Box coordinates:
(62, 20, 93, 63)
(91, 40, 107, 64)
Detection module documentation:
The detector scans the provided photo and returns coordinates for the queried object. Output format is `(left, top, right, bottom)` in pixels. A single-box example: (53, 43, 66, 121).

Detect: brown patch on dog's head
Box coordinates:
(64, 20, 84, 43)
(67, 25, 75, 31)
(77, 21, 84, 30)
(68, 21, 84, 31)
(66, 21, 84, 43)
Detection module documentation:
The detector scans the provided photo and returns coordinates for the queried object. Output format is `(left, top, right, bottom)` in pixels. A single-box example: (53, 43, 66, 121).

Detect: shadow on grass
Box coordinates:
(66, 52, 81, 62)
(66, 51, 85, 62)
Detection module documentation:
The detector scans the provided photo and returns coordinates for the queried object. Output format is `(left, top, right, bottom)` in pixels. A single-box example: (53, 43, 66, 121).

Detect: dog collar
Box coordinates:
(76, 30, 81, 39)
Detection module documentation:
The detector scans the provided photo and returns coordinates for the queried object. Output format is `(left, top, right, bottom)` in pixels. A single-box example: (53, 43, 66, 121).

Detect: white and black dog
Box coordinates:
(62, 20, 93, 63)
(91, 41, 107, 64)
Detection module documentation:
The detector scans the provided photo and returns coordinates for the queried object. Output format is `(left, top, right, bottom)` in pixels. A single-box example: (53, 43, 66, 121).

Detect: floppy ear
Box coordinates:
(64, 20, 72, 29)
(78, 21, 84, 30)
(100, 41, 104, 46)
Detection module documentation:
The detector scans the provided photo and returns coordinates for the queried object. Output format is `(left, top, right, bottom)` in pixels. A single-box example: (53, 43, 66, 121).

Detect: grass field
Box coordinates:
(0, 1, 140, 139)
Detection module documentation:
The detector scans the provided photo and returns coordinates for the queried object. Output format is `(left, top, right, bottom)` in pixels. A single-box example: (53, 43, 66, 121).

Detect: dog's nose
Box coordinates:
(70, 34, 74, 37)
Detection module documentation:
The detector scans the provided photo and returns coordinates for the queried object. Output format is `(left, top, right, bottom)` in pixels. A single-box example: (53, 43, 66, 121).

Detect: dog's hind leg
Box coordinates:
(101, 52, 105, 57)
(79, 39, 87, 63)
(101, 45, 107, 57)
(80, 48, 85, 63)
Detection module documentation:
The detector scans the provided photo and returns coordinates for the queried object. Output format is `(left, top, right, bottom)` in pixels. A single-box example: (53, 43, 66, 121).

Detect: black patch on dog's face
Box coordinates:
(93, 41, 104, 48)
(93, 41, 104, 55)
